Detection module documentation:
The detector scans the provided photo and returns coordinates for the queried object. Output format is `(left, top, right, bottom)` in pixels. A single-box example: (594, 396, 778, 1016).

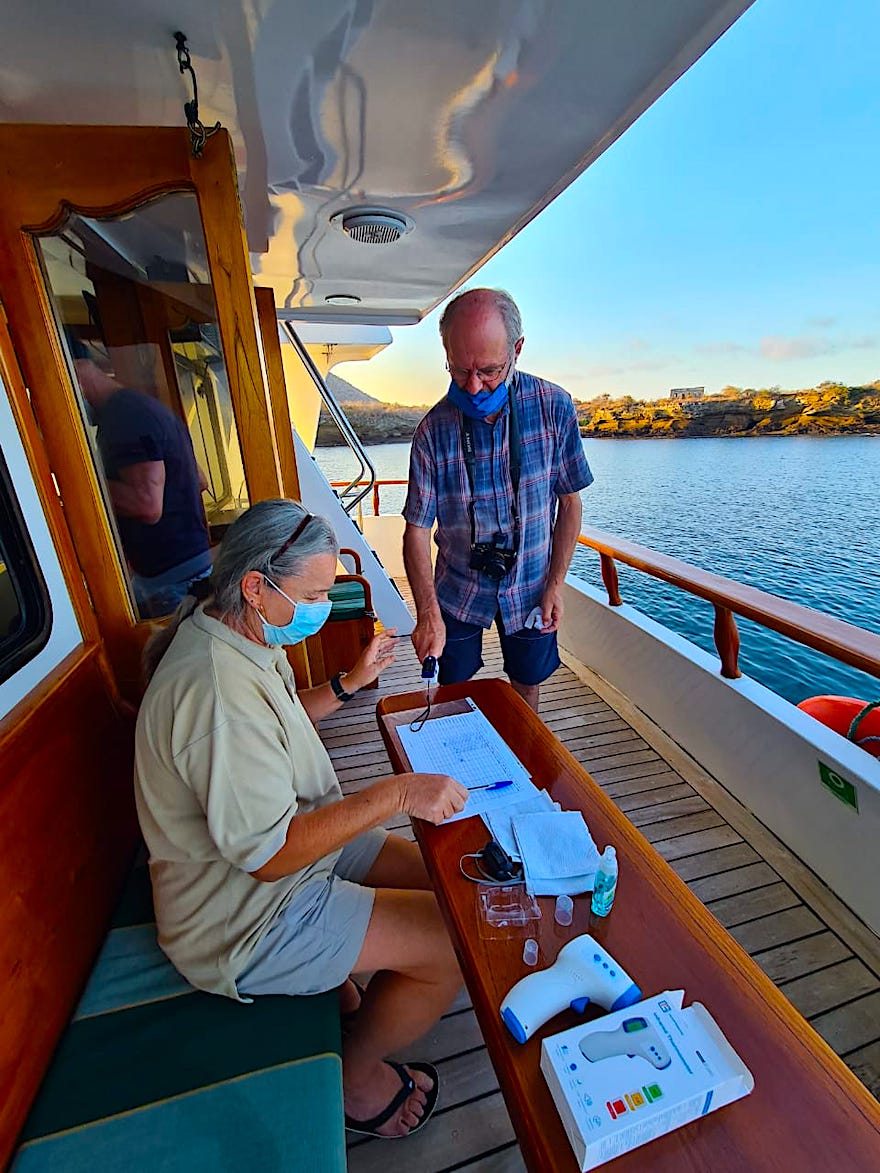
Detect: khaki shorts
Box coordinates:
(236, 827, 388, 997)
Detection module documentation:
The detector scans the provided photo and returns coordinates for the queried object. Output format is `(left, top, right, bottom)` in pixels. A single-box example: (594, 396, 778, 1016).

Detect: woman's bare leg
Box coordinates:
(342, 888, 461, 1137)
(363, 834, 430, 890)
(346, 838, 431, 1013)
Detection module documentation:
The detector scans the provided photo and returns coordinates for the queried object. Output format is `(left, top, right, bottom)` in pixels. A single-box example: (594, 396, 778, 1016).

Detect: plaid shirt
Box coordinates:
(403, 371, 593, 631)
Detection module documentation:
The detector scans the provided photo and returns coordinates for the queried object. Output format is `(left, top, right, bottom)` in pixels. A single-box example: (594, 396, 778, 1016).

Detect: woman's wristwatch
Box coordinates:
(329, 672, 356, 703)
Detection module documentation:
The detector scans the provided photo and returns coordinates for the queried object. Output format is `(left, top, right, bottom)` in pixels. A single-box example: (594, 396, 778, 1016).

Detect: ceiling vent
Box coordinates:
(331, 207, 413, 245)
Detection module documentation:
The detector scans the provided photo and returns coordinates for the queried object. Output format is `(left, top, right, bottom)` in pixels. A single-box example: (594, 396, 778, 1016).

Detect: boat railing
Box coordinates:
(329, 478, 408, 526)
(341, 479, 880, 685)
(283, 324, 377, 514)
(577, 525, 880, 683)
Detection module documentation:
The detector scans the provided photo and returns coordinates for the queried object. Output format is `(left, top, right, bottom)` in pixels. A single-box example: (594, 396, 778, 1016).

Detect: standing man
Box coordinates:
(403, 288, 593, 711)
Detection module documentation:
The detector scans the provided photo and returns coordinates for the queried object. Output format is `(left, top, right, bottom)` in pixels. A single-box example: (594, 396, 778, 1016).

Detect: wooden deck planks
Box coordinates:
(325, 583, 880, 1169)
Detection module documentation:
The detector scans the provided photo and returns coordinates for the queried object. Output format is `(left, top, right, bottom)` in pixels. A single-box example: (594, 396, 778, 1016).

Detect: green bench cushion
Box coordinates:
(14, 859, 344, 1172)
(15, 1058, 344, 1173)
(327, 580, 367, 620)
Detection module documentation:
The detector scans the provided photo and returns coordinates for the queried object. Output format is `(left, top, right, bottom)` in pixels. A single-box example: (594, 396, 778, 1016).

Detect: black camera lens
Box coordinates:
(469, 541, 515, 580)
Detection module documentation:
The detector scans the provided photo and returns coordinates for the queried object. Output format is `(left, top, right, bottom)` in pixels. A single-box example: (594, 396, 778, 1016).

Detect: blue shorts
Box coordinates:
(439, 609, 561, 687)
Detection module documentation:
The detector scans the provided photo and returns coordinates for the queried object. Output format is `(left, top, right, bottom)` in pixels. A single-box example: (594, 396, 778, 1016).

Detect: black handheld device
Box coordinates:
(478, 840, 523, 882)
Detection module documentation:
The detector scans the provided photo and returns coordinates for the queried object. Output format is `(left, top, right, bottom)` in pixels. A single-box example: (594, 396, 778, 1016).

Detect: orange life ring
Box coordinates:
(797, 695, 880, 758)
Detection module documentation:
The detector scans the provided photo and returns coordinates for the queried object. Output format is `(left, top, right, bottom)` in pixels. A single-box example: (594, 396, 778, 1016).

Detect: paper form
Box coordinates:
(396, 701, 534, 823)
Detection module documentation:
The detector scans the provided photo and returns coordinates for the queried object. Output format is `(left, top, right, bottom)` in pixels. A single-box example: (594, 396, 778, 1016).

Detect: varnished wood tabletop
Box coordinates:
(377, 678, 880, 1173)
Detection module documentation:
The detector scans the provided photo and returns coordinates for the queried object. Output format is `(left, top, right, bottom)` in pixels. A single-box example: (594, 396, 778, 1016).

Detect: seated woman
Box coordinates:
(135, 498, 468, 1139)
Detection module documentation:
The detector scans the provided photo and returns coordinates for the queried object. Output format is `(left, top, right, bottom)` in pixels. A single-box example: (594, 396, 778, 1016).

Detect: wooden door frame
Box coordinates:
(0, 125, 283, 696)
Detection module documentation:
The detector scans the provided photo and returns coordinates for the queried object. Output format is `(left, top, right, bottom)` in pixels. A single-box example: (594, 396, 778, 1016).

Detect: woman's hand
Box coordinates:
(396, 772, 469, 824)
(345, 629, 399, 691)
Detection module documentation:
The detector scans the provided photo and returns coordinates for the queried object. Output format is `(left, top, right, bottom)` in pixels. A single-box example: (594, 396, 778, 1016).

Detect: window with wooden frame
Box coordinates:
(0, 441, 51, 684)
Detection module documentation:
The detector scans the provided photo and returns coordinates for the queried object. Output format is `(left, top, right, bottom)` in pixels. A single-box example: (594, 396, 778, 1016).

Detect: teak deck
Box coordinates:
(321, 604, 880, 1172)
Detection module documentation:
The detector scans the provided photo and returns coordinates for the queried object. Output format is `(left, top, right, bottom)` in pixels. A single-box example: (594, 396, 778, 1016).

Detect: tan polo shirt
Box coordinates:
(134, 606, 342, 1000)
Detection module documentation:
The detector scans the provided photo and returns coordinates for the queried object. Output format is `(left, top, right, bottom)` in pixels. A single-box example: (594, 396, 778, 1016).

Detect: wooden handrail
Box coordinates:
(323, 481, 880, 683)
(578, 525, 880, 682)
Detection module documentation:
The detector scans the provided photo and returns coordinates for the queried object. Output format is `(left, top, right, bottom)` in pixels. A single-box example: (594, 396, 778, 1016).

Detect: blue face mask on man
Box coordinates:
(259, 577, 332, 645)
(446, 377, 510, 421)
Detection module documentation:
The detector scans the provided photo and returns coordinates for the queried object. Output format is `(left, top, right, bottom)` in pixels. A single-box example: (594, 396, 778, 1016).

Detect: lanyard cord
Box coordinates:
(460, 378, 522, 550)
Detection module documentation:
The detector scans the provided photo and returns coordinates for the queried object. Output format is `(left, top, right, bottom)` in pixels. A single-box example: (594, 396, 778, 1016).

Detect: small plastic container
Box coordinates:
(554, 894, 573, 926)
(523, 938, 539, 966)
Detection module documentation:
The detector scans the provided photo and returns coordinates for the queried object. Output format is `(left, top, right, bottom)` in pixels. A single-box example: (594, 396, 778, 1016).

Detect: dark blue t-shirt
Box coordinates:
(95, 388, 210, 577)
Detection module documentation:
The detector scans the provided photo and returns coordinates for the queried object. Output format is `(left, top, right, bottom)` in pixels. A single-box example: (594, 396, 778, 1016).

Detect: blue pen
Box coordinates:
(467, 779, 514, 792)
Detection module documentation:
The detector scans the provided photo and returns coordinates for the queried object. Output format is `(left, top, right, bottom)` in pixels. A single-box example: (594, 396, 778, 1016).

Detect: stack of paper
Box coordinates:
(511, 810, 600, 895)
(482, 788, 560, 860)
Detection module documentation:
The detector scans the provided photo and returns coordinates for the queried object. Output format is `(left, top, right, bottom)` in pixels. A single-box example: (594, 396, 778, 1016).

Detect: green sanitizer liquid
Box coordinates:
(591, 846, 618, 917)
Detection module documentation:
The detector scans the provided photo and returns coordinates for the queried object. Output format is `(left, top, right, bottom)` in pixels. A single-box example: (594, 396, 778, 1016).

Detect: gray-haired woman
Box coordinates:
(135, 498, 467, 1139)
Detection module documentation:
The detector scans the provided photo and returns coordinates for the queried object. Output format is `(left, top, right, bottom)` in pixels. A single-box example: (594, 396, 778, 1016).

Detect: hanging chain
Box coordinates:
(174, 31, 221, 159)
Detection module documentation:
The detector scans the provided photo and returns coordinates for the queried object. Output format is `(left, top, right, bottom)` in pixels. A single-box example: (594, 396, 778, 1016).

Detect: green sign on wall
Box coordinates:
(818, 762, 859, 812)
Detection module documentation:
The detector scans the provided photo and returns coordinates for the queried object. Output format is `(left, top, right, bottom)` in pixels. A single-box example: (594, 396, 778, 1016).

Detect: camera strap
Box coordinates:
(460, 378, 522, 551)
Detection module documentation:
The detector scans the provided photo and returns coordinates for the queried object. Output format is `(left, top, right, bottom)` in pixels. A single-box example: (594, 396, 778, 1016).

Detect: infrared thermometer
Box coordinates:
(500, 934, 641, 1043)
(579, 1015, 672, 1070)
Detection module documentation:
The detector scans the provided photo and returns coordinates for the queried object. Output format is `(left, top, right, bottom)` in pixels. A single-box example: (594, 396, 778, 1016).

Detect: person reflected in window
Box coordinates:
(71, 338, 212, 617)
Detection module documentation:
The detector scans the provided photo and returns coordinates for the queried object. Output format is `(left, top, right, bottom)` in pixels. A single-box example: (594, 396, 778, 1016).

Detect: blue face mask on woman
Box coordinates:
(259, 577, 332, 645)
(446, 378, 510, 421)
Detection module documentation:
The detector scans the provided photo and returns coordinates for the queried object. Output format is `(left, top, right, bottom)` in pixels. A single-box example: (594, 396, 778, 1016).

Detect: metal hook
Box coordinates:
(174, 31, 221, 159)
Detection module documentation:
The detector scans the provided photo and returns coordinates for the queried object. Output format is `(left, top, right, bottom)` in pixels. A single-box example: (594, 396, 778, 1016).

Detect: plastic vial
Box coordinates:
(554, 894, 573, 926)
(523, 938, 539, 966)
(591, 846, 618, 918)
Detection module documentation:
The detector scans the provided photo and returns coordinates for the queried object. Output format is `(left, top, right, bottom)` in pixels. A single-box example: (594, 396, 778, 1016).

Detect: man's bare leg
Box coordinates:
(510, 678, 539, 712)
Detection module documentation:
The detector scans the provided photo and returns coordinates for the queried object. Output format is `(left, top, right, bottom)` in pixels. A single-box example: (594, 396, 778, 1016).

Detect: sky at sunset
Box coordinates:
(335, 0, 880, 407)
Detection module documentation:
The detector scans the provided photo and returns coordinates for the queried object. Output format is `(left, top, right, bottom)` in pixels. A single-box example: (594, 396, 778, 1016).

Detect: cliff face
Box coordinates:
(578, 384, 880, 438)
(316, 402, 427, 445)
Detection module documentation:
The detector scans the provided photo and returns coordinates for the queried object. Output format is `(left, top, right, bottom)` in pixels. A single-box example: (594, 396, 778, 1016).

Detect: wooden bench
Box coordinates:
(13, 857, 346, 1172)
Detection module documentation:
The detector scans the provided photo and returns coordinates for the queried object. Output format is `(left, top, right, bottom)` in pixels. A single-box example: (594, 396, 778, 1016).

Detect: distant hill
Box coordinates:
(317, 372, 429, 445)
(316, 400, 428, 445)
(325, 372, 380, 405)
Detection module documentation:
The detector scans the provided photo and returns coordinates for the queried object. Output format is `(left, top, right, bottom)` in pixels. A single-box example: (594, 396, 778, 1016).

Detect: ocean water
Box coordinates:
(315, 435, 880, 706)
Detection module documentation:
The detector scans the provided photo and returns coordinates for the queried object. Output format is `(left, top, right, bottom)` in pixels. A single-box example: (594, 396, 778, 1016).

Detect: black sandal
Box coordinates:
(344, 1060, 439, 1139)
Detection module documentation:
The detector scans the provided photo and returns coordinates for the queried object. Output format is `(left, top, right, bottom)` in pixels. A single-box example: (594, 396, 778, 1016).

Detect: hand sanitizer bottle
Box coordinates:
(591, 846, 618, 917)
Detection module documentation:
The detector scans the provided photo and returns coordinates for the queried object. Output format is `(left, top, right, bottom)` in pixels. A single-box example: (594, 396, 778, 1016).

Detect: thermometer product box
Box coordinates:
(540, 990, 753, 1171)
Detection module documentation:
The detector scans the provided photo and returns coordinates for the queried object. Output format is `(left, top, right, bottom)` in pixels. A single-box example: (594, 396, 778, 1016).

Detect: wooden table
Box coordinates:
(377, 679, 880, 1172)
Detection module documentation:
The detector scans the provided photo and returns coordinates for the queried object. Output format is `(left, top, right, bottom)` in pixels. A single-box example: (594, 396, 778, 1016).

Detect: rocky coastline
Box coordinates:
(315, 382, 880, 445)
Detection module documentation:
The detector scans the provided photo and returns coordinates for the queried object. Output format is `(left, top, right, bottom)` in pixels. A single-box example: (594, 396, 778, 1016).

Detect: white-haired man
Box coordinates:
(403, 288, 593, 710)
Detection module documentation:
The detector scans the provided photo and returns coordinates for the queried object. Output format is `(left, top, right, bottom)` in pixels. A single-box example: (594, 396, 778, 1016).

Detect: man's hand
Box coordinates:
(345, 630, 398, 691)
(538, 584, 564, 633)
(412, 609, 446, 662)
(396, 772, 468, 824)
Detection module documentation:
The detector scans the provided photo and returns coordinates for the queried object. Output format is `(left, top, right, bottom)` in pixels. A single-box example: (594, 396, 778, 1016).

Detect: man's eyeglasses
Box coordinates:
(445, 357, 510, 387)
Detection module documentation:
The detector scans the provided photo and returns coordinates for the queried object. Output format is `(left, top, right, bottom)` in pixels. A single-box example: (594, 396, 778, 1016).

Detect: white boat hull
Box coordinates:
(560, 577, 880, 936)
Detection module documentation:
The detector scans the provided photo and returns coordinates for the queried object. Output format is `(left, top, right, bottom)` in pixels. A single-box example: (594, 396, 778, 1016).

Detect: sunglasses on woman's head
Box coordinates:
(273, 513, 313, 561)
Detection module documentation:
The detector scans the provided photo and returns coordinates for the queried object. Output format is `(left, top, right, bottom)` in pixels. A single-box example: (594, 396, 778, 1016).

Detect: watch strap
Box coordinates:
(330, 672, 356, 703)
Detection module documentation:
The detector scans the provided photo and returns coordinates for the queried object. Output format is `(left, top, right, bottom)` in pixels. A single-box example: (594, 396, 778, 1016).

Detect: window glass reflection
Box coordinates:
(0, 535, 24, 646)
(36, 193, 249, 619)
(0, 438, 51, 684)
